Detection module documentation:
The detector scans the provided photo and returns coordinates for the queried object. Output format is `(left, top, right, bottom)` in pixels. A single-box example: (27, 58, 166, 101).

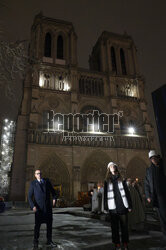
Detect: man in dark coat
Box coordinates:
(28, 169, 58, 248)
(145, 150, 166, 241)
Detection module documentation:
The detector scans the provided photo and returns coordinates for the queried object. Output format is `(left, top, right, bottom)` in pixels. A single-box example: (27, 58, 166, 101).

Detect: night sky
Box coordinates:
(0, 0, 166, 150)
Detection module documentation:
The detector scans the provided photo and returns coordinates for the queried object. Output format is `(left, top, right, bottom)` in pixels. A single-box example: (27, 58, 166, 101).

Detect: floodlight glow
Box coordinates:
(89, 124, 95, 133)
(66, 83, 70, 91)
(39, 75, 44, 87)
(128, 127, 135, 135)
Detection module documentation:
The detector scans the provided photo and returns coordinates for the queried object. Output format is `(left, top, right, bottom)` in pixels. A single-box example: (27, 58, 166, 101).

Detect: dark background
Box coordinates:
(1, 0, 166, 152)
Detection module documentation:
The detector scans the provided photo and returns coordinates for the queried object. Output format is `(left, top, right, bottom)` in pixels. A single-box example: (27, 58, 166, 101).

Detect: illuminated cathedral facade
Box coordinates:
(10, 13, 154, 201)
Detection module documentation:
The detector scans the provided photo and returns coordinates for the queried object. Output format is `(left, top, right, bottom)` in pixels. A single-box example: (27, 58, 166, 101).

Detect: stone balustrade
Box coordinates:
(28, 129, 152, 149)
(79, 75, 104, 96)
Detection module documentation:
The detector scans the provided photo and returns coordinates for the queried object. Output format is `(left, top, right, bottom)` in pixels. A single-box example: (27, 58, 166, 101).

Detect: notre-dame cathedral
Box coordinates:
(10, 13, 154, 201)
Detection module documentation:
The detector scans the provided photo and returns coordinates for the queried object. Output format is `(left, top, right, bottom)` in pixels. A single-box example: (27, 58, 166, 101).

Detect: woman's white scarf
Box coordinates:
(107, 181, 129, 210)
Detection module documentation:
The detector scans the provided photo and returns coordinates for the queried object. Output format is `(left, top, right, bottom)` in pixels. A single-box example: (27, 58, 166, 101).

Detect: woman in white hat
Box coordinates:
(104, 162, 132, 250)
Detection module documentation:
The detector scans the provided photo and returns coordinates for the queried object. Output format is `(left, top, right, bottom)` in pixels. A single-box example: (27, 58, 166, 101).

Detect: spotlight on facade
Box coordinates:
(66, 83, 70, 91)
(128, 127, 135, 135)
(39, 74, 44, 87)
(89, 124, 95, 133)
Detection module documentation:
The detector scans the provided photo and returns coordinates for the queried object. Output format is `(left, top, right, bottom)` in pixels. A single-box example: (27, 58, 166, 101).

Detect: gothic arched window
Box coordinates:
(57, 35, 64, 59)
(120, 48, 127, 75)
(111, 47, 117, 73)
(44, 33, 52, 57)
(80, 105, 102, 133)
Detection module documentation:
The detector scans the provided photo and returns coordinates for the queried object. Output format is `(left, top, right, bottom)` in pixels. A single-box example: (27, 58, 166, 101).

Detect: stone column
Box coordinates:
(72, 166, 80, 200)
(132, 45, 139, 75)
(9, 115, 28, 201)
(70, 70, 78, 113)
(106, 41, 111, 72)
(100, 42, 106, 72)
(127, 47, 134, 75)
(124, 48, 129, 75)
(70, 31, 77, 66)
(9, 73, 32, 201)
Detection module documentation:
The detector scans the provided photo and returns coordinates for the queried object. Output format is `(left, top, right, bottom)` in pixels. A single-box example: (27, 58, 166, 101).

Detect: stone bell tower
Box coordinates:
(10, 12, 78, 201)
(30, 12, 77, 66)
(89, 31, 139, 76)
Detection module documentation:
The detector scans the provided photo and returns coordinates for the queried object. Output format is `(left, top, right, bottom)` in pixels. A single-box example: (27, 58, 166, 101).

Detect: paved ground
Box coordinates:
(0, 208, 166, 250)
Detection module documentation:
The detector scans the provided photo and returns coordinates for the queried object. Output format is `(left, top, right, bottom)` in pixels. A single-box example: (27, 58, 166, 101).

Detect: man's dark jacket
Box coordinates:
(28, 178, 57, 222)
(144, 161, 166, 207)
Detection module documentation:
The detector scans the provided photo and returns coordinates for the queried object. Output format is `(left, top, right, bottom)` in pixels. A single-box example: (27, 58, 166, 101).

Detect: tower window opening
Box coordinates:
(44, 33, 52, 57)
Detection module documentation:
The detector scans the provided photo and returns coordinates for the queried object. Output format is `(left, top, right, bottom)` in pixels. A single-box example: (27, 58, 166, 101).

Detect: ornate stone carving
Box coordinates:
(48, 97, 59, 109)
(117, 100, 143, 129)
(116, 78, 138, 98)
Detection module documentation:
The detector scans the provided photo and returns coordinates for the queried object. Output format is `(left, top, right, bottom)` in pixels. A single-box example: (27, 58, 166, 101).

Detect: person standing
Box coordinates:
(28, 169, 58, 249)
(91, 184, 99, 213)
(145, 150, 166, 242)
(127, 178, 145, 231)
(98, 184, 104, 214)
(104, 162, 132, 250)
